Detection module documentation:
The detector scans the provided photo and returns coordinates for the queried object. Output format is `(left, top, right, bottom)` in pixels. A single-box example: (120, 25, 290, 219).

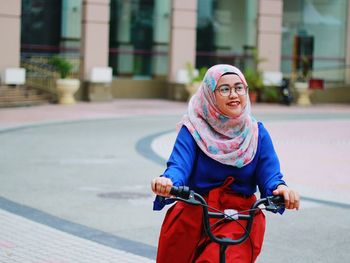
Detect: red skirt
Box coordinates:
(156, 179, 266, 263)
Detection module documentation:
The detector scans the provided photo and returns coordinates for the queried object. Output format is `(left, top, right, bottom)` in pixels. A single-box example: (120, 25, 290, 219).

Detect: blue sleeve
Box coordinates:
(162, 125, 197, 186)
(153, 125, 197, 210)
(256, 123, 286, 198)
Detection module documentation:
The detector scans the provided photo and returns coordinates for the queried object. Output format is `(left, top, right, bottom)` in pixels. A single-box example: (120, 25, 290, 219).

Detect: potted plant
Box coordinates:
(185, 63, 207, 100)
(294, 55, 312, 105)
(49, 55, 80, 104)
(260, 85, 280, 103)
(295, 55, 311, 88)
(244, 67, 263, 103)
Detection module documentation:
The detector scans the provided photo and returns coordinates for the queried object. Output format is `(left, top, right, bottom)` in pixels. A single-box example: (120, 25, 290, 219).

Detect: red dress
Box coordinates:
(156, 179, 266, 263)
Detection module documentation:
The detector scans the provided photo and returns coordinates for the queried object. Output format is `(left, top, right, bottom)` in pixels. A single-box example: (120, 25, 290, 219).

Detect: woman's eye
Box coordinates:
(236, 86, 244, 91)
(220, 86, 230, 93)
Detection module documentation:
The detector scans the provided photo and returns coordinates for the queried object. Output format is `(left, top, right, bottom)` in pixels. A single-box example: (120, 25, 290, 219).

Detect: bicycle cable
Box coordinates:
(196, 202, 255, 263)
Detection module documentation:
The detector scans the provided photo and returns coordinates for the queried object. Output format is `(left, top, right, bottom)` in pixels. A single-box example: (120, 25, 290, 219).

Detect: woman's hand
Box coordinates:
(151, 176, 173, 197)
(273, 185, 300, 210)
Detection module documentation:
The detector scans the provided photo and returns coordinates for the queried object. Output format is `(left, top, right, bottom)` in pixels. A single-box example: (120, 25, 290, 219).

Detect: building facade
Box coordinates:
(1, 0, 349, 101)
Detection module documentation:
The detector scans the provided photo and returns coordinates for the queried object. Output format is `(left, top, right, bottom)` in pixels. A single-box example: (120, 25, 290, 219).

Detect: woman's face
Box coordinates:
(214, 74, 247, 118)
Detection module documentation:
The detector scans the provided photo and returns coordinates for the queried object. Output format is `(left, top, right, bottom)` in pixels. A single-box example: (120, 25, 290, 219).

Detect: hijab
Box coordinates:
(179, 64, 258, 168)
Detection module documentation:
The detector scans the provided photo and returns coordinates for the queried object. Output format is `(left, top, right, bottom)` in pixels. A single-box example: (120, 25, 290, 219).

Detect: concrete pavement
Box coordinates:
(1, 99, 350, 262)
(0, 209, 154, 263)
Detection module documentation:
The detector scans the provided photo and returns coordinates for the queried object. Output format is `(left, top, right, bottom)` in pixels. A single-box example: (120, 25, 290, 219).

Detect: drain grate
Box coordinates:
(98, 191, 152, 200)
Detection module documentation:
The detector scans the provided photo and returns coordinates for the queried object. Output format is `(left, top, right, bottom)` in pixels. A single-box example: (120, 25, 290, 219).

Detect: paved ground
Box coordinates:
(0, 99, 350, 262)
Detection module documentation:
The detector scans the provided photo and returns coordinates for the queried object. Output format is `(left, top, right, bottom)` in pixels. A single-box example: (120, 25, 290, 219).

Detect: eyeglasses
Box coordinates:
(216, 84, 247, 97)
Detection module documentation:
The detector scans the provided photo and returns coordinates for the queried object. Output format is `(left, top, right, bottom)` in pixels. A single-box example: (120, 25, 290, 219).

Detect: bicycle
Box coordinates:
(167, 186, 285, 263)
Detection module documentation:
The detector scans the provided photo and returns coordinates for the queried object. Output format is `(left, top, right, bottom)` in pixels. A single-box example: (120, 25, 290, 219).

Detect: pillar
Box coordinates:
(81, 0, 110, 80)
(257, 0, 283, 72)
(168, 0, 197, 82)
(0, 0, 21, 81)
(80, 0, 112, 101)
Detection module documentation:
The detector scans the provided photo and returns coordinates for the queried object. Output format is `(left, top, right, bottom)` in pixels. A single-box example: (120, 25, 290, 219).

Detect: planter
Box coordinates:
(249, 90, 258, 103)
(294, 81, 311, 106)
(56, 78, 80, 104)
(185, 82, 201, 101)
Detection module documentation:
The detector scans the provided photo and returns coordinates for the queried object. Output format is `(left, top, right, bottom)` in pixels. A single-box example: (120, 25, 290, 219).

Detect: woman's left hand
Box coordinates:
(273, 185, 300, 210)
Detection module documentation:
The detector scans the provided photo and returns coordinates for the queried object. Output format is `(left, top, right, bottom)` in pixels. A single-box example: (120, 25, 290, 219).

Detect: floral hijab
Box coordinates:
(179, 64, 258, 168)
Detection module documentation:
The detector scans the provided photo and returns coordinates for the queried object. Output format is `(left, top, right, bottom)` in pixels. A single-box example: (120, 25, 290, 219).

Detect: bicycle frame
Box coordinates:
(169, 186, 284, 263)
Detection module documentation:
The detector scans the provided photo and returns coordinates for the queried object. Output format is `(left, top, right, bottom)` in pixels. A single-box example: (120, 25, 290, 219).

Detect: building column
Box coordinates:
(0, 0, 21, 81)
(257, 0, 283, 72)
(81, 0, 110, 81)
(168, 0, 197, 82)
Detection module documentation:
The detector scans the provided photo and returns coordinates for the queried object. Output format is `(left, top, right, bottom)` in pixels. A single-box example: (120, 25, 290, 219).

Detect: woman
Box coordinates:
(151, 64, 299, 262)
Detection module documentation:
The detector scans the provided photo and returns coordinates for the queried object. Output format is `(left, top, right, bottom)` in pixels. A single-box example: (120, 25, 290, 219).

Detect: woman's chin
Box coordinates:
(225, 108, 242, 118)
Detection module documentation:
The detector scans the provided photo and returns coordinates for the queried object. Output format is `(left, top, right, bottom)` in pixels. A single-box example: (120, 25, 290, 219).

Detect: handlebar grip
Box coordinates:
(170, 186, 191, 199)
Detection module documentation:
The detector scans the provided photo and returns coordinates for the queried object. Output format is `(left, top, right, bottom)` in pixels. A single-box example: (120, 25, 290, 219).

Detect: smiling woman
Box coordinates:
(151, 64, 300, 262)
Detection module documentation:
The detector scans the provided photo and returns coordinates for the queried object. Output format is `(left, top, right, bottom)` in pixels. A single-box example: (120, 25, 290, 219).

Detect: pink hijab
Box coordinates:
(179, 64, 258, 168)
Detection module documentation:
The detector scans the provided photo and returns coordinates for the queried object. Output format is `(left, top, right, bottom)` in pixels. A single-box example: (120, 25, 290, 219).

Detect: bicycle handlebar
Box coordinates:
(169, 186, 285, 246)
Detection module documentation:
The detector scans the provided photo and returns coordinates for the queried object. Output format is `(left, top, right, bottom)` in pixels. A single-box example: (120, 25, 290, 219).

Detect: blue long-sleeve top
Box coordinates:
(153, 122, 286, 210)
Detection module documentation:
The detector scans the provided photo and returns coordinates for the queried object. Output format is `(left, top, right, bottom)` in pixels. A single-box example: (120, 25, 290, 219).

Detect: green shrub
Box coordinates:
(186, 63, 207, 84)
(49, 55, 73, 79)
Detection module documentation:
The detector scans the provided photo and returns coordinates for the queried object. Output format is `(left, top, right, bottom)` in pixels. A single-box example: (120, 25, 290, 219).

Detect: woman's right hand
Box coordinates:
(151, 176, 173, 197)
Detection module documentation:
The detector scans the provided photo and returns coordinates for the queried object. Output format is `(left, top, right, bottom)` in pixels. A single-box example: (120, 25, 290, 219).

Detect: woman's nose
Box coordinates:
(228, 88, 239, 98)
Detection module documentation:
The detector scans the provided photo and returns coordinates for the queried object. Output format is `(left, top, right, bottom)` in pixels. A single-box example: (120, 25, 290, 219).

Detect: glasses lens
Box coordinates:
(219, 85, 230, 96)
(235, 85, 246, 95)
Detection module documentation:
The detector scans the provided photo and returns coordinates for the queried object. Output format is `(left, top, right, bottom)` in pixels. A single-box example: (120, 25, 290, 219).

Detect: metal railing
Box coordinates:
(20, 54, 80, 96)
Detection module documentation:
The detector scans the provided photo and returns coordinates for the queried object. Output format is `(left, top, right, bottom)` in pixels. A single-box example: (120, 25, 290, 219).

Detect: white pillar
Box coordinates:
(81, 0, 110, 81)
(168, 0, 197, 82)
(257, 0, 283, 72)
(0, 0, 21, 79)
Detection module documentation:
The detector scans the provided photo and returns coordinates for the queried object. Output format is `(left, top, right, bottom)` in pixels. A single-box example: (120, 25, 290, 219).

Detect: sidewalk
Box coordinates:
(1, 99, 349, 129)
(0, 99, 188, 130)
(1, 99, 350, 262)
(0, 209, 154, 263)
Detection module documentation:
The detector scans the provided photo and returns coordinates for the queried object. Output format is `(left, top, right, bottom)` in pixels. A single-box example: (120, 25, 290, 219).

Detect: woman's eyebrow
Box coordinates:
(217, 82, 243, 87)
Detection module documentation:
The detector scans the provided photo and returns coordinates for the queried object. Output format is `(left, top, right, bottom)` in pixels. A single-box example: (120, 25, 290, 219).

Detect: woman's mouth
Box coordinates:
(227, 101, 240, 107)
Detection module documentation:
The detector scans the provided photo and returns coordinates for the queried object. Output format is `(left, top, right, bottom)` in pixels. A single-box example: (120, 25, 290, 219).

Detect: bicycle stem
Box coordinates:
(194, 192, 255, 246)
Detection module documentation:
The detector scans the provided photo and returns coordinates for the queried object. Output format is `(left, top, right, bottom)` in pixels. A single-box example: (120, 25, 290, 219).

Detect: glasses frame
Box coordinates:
(215, 84, 248, 97)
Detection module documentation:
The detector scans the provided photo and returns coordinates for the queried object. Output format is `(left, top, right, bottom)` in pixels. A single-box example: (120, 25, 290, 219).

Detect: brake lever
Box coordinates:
(265, 196, 285, 213)
(172, 190, 201, 206)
